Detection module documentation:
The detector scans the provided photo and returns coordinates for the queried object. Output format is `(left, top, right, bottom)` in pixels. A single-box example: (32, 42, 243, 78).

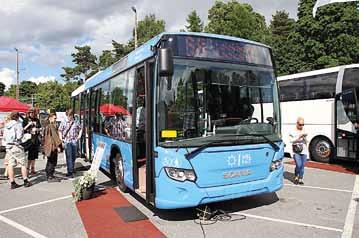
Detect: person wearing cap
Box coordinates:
(3, 112, 31, 189)
(22, 108, 42, 175)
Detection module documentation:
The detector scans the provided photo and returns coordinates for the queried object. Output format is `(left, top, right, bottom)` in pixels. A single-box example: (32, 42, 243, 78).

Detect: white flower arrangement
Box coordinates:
(73, 172, 96, 202)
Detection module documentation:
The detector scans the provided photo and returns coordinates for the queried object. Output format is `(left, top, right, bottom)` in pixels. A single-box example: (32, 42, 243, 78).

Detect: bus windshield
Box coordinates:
(157, 59, 280, 147)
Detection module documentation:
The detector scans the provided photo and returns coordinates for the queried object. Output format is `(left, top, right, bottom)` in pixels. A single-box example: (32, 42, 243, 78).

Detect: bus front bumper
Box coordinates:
(155, 166, 283, 209)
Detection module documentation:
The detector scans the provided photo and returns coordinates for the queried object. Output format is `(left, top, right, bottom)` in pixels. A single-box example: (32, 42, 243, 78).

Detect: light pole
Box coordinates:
(14, 48, 19, 100)
(131, 6, 138, 48)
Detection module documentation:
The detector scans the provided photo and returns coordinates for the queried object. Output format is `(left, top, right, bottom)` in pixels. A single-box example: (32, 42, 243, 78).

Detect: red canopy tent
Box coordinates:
(0, 96, 30, 112)
(100, 103, 130, 116)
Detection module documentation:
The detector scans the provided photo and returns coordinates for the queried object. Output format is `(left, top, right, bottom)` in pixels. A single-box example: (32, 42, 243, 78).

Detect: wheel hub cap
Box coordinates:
(315, 141, 331, 158)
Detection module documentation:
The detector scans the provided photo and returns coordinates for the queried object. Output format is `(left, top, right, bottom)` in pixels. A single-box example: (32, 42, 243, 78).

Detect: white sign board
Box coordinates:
(89, 142, 105, 176)
(56, 112, 67, 123)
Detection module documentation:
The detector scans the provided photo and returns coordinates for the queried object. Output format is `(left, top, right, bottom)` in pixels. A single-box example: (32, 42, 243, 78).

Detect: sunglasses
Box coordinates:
(297, 123, 304, 126)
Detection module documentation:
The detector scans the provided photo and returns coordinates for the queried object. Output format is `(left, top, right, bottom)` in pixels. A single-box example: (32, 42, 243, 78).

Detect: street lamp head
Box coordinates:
(14, 48, 18, 52)
(131, 6, 136, 13)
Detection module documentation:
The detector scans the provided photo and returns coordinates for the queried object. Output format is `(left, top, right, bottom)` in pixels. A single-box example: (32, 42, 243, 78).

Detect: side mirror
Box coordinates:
(159, 48, 173, 77)
(158, 48, 173, 90)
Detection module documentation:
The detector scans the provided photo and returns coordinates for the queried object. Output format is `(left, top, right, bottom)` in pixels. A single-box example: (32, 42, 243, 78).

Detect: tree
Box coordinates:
(20, 81, 38, 99)
(62, 81, 79, 109)
(130, 14, 165, 47)
(98, 50, 116, 70)
(295, 0, 359, 71)
(269, 11, 298, 75)
(5, 81, 38, 103)
(36, 81, 77, 111)
(61, 46, 98, 82)
(112, 40, 132, 61)
(269, 11, 296, 38)
(205, 1, 268, 43)
(5, 85, 16, 97)
(0, 82, 5, 96)
(186, 10, 203, 32)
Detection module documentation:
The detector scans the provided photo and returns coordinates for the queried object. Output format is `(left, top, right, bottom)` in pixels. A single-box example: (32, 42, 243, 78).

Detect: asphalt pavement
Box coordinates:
(0, 152, 86, 238)
(0, 153, 358, 238)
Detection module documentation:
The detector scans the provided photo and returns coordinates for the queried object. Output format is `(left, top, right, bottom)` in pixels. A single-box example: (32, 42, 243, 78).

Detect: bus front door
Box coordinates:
(132, 62, 155, 204)
(335, 88, 359, 160)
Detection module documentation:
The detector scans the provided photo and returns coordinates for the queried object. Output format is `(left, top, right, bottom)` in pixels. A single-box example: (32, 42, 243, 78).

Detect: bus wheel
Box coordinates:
(111, 152, 128, 192)
(310, 137, 333, 163)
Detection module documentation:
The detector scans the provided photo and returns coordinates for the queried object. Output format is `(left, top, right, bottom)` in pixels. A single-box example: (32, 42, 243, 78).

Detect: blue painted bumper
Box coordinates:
(155, 166, 283, 209)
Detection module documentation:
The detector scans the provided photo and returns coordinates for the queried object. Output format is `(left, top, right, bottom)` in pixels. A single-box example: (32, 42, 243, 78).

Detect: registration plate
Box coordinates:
(223, 169, 252, 179)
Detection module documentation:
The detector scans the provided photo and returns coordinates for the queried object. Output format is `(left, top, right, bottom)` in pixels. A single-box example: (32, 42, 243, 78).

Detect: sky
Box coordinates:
(0, 0, 299, 90)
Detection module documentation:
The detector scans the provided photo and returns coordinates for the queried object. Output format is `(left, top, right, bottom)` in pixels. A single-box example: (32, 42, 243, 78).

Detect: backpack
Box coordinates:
(3, 123, 17, 145)
(3, 121, 23, 147)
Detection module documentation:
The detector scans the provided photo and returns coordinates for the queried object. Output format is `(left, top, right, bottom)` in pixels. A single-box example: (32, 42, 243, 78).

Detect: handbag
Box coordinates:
(20, 139, 33, 151)
(292, 143, 303, 154)
(20, 133, 33, 152)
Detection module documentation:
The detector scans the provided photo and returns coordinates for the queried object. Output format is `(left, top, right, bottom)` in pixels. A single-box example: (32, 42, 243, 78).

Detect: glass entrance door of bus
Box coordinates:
(335, 88, 359, 160)
(133, 66, 147, 198)
(132, 62, 155, 203)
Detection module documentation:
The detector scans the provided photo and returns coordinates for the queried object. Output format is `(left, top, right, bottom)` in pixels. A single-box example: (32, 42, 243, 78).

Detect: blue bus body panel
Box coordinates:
(85, 68, 113, 90)
(92, 133, 134, 190)
(154, 142, 284, 209)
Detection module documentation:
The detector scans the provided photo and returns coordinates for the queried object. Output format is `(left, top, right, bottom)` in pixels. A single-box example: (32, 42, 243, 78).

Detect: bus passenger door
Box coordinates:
(336, 89, 359, 160)
(132, 62, 155, 204)
(83, 91, 91, 160)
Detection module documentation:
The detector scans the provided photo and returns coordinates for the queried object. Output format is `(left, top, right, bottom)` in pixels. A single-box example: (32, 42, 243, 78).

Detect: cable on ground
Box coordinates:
(194, 206, 246, 238)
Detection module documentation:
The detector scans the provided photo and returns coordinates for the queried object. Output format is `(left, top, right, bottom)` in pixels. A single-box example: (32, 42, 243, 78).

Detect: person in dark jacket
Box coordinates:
(43, 113, 62, 182)
(23, 108, 41, 175)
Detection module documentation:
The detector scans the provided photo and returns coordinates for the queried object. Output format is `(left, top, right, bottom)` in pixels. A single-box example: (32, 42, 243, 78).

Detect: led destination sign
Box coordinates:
(173, 35, 273, 66)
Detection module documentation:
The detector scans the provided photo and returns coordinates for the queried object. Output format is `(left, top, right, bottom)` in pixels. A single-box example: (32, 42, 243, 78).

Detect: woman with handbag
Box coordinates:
(289, 117, 308, 185)
(22, 108, 41, 175)
(43, 113, 62, 182)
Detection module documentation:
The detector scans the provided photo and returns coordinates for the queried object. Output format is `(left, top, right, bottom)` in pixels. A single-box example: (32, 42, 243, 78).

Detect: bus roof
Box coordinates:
(79, 32, 270, 93)
(71, 84, 84, 97)
(277, 64, 359, 81)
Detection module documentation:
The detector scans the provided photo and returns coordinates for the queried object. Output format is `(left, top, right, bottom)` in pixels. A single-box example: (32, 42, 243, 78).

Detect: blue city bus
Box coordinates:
(71, 32, 284, 209)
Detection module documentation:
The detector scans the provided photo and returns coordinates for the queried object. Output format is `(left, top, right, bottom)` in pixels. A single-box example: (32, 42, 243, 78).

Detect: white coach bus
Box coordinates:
(278, 64, 359, 163)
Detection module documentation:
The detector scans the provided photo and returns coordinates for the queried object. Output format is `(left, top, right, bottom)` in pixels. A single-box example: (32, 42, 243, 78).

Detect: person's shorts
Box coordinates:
(3, 156, 8, 166)
(5, 146, 27, 167)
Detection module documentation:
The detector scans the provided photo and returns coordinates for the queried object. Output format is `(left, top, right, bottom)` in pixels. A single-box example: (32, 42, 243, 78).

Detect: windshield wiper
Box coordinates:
(184, 137, 254, 159)
(184, 133, 279, 159)
(184, 140, 219, 159)
(250, 134, 279, 151)
(217, 133, 279, 151)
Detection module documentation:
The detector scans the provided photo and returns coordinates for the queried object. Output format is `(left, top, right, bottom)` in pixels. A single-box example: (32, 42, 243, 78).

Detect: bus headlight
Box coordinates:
(164, 167, 196, 182)
(270, 160, 282, 172)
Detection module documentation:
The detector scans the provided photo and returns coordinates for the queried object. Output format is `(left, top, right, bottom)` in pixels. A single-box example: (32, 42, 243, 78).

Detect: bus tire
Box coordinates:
(110, 151, 128, 192)
(310, 137, 333, 163)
